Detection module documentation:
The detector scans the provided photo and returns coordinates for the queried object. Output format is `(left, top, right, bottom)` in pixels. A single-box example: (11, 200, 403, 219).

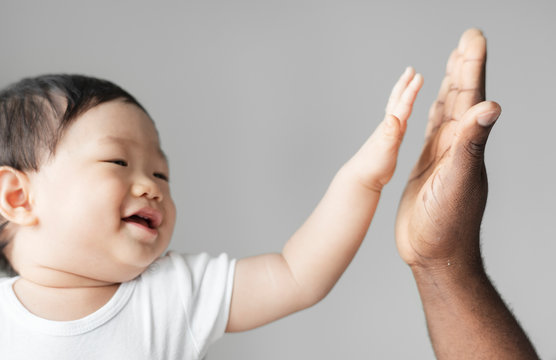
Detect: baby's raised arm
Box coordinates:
(226, 69, 423, 332)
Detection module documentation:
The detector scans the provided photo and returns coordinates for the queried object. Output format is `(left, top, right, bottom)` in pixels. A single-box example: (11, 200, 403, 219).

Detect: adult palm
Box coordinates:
(395, 28, 501, 270)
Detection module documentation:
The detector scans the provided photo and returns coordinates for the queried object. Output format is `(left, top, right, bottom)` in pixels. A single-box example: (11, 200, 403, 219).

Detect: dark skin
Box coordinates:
(395, 29, 539, 359)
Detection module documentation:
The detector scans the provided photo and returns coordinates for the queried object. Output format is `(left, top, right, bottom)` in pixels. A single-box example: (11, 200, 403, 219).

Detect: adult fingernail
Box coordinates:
(477, 111, 500, 127)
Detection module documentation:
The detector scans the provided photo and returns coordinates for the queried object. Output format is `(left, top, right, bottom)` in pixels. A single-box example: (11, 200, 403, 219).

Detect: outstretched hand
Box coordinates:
(395, 29, 501, 270)
(346, 67, 422, 192)
(396, 29, 539, 359)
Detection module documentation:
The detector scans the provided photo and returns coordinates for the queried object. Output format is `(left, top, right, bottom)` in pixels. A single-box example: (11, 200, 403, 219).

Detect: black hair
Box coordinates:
(0, 74, 147, 275)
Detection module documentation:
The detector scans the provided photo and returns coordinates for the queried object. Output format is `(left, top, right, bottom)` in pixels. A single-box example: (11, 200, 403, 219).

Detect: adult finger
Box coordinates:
(451, 101, 501, 174)
(458, 28, 486, 93)
(425, 50, 458, 139)
(451, 29, 487, 122)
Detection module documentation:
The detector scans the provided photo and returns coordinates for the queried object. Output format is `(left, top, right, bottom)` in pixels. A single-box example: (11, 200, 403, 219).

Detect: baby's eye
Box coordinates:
(154, 172, 169, 182)
(108, 160, 128, 167)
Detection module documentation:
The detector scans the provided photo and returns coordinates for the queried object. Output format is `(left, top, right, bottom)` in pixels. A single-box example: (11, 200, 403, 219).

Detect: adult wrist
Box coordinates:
(410, 252, 487, 288)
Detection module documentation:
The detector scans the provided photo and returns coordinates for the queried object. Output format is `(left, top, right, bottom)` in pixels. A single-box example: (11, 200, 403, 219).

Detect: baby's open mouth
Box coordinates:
(122, 207, 162, 230)
(123, 215, 155, 229)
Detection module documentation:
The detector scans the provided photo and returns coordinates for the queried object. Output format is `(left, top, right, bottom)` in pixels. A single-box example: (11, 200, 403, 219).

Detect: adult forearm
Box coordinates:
(412, 258, 538, 360)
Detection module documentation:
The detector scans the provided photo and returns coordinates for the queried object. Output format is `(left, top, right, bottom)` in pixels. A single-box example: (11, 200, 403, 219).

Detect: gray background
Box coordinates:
(1, 0, 555, 358)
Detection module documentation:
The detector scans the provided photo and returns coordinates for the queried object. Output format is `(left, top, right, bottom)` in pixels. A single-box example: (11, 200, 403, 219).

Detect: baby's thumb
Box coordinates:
(381, 114, 405, 149)
(453, 101, 501, 173)
(349, 113, 405, 191)
(373, 113, 405, 185)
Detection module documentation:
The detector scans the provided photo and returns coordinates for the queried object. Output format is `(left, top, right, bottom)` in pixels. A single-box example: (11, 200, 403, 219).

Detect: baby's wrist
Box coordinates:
(338, 160, 386, 195)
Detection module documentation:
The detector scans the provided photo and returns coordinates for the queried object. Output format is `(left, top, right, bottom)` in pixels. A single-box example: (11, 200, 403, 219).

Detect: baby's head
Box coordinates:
(0, 75, 176, 284)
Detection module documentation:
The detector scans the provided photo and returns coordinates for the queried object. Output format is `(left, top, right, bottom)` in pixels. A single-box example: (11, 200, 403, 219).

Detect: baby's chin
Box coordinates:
(107, 249, 169, 282)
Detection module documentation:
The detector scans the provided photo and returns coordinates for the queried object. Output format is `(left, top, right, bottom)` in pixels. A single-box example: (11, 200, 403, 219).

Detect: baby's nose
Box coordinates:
(131, 180, 163, 202)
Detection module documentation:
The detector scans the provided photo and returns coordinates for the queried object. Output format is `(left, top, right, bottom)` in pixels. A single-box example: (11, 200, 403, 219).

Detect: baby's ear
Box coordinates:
(0, 167, 37, 226)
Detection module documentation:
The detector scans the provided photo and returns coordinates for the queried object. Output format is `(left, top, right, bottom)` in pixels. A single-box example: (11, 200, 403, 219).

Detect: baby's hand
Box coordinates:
(346, 68, 422, 192)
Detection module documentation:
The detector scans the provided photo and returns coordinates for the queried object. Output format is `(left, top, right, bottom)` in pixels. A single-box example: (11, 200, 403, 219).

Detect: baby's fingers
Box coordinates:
(386, 67, 416, 114)
(350, 70, 422, 190)
(390, 72, 423, 129)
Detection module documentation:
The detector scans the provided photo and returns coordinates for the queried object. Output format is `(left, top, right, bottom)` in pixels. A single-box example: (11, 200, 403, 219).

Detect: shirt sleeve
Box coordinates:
(167, 251, 236, 358)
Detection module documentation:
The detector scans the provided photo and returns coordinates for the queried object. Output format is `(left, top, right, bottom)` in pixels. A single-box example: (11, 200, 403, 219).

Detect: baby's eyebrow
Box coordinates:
(99, 135, 168, 164)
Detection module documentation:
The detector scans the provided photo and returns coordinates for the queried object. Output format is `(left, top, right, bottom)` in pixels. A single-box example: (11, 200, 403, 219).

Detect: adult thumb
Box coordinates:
(452, 101, 501, 171)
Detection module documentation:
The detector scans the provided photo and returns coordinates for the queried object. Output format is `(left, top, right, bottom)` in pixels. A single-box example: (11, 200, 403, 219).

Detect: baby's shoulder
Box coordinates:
(131, 251, 233, 313)
(143, 251, 231, 276)
(137, 251, 234, 292)
(140, 251, 207, 277)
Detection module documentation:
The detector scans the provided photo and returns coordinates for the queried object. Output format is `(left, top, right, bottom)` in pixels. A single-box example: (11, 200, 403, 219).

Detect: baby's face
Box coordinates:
(21, 100, 176, 283)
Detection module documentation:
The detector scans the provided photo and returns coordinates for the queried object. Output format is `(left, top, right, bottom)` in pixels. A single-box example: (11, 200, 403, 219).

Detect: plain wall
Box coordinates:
(1, 0, 555, 358)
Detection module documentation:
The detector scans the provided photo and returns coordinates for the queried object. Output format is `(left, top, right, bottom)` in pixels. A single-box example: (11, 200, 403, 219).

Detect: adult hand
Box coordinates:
(396, 28, 499, 271)
(394, 29, 539, 359)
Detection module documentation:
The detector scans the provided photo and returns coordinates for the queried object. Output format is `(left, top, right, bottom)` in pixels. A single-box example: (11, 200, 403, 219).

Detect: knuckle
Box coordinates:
(463, 139, 485, 159)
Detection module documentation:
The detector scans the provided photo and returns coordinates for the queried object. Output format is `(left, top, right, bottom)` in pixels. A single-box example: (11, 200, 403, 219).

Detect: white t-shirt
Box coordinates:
(0, 251, 236, 360)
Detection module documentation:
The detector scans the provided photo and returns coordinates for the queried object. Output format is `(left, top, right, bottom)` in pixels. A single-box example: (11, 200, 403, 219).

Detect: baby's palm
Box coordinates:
(396, 29, 499, 268)
(348, 67, 423, 192)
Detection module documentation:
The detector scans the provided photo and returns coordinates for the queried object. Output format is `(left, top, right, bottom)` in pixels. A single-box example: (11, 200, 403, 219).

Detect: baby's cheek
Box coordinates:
(79, 179, 125, 227)
(163, 199, 177, 237)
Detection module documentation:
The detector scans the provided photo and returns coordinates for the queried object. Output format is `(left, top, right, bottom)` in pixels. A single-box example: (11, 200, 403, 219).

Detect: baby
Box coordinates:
(0, 69, 422, 359)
